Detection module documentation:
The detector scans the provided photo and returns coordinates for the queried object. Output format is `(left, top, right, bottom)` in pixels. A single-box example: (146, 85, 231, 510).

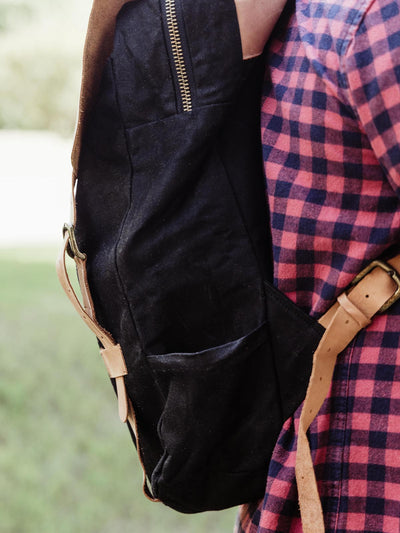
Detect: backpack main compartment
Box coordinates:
(74, 0, 324, 512)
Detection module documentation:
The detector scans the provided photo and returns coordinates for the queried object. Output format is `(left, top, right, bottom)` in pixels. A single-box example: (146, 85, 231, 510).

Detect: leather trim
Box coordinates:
(71, 0, 132, 177)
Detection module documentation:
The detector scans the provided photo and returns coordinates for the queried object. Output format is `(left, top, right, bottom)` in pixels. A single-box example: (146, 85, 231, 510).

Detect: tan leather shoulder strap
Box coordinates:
(296, 255, 400, 532)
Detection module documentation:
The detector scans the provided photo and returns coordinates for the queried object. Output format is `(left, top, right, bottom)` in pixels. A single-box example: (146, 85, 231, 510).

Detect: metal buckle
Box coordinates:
(62, 223, 86, 260)
(349, 259, 400, 313)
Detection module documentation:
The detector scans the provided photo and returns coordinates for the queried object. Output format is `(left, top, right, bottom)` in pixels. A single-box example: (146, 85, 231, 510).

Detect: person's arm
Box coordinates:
(344, 0, 400, 197)
(234, 0, 286, 59)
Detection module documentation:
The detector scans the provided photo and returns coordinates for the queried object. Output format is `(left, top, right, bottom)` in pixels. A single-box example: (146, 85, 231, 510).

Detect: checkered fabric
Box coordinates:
(235, 0, 400, 531)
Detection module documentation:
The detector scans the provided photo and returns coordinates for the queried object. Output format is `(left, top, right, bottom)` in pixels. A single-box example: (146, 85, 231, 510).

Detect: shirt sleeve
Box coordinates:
(344, 0, 400, 198)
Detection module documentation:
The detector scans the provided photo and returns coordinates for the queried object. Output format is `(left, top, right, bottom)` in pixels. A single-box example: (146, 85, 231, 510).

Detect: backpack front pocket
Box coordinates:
(146, 321, 284, 512)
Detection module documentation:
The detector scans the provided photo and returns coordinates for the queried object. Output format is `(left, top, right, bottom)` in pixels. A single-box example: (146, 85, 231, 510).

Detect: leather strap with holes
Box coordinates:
(296, 255, 400, 533)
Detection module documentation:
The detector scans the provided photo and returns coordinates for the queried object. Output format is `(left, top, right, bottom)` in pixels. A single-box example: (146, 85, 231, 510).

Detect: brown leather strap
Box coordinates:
(71, 0, 132, 176)
(296, 256, 400, 532)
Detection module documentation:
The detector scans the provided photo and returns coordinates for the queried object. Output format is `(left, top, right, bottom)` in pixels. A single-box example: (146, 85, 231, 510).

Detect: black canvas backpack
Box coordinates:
(58, 0, 324, 514)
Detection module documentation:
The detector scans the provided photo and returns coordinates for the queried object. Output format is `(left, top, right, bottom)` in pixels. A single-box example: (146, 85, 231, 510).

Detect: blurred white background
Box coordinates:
(0, 130, 71, 246)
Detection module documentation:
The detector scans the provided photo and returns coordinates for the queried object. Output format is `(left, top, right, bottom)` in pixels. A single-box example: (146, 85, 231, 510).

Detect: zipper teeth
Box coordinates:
(165, 0, 192, 112)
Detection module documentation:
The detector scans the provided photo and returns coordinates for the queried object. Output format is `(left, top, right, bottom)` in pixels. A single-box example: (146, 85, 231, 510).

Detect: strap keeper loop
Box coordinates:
(337, 293, 371, 328)
(100, 344, 128, 378)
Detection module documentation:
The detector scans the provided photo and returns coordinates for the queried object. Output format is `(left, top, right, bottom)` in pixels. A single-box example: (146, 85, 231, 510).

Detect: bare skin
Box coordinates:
(234, 0, 286, 59)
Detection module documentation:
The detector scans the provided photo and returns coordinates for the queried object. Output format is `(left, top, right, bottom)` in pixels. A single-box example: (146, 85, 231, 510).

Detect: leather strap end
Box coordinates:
(100, 344, 129, 422)
(116, 376, 129, 423)
(295, 432, 325, 532)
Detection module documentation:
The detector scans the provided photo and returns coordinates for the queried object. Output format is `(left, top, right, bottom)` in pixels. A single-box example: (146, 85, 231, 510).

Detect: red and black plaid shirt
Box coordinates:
(236, 0, 400, 531)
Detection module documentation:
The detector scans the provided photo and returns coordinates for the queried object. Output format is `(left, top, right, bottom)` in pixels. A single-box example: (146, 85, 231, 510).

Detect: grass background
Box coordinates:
(0, 248, 237, 532)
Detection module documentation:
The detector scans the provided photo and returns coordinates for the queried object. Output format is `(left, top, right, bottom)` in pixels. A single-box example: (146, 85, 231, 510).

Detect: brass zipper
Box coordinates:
(165, 0, 193, 112)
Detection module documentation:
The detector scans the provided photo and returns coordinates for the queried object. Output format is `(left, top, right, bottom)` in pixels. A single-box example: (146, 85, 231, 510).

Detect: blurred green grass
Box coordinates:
(0, 248, 237, 532)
